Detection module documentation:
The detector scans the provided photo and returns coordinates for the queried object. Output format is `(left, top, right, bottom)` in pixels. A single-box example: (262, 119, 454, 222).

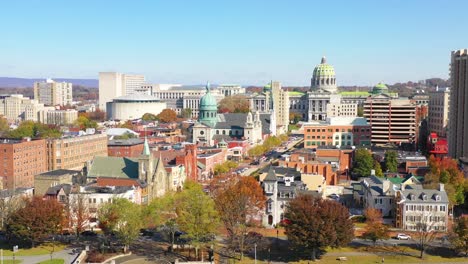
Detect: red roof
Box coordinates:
(96, 178, 142, 187)
(435, 139, 447, 145)
(429, 132, 438, 138)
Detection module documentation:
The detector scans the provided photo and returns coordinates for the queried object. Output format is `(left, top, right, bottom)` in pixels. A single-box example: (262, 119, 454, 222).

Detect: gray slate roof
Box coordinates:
(402, 188, 448, 203)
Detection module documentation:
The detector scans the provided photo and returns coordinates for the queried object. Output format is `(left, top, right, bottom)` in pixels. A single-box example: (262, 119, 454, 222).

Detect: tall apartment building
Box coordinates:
(428, 87, 450, 137)
(98, 72, 145, 111)
(0, 94, 52, 122)
(448, 49, 468, 159)
(364, 95, 417, 146)
(271, 81, 290, 134)
(303, 117, 371, 148)
(33, 79, 72, 106)
(47, 133, 108, 170)
(0, 138, 47, 189)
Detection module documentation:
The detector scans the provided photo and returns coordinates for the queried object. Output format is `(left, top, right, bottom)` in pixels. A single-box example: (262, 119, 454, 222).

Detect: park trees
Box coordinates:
(145, 192, 179, 249)
(361, 208, 389, 246)
(213, 176, 266, 259)
(6, 196, 65, 247)
(384, 150, 398, 172)
(218, 95, 250, 113)
(284, 194, 354, 260)
(248, 145, 266, 159)
(352, 149, 374, 177)
(141, 113, 158, 122)
(67, 193, 90, 238)
(449, 217, 468, 256)
(181, 108, 193, 119)
(6, 121, 61, 139)
(175, 181, 219, 259)
(75, 115, 98, 130)
(98, 198, 143, 253)
(213, 160, 238, 176)
(157, 109, 177, 123)
(424, 156, 466, 206)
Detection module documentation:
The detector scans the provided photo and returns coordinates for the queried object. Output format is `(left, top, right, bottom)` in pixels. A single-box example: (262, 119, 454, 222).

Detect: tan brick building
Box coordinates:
(303, 117, 371, 148)
(47, 133, 108, 170)
(0, 138, 47, 189)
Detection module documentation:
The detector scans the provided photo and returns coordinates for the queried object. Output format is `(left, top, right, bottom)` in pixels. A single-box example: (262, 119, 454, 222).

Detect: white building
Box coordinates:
(68, 185, 141, 230)
(428, 87, 450, 137)
(396, 184, 449, 232)
(326, 102, 358, 117)
(43, 109, 78, 125)
(217, 84, 246, 96)
(0, 94, 52, 122)
(106, 94, 167, 121)
(34, 79, 73, 106)
(98, 72, 146, 111)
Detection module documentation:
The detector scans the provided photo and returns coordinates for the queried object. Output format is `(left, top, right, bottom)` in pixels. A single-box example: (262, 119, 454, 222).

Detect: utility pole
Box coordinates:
(254, 243, 257, 264)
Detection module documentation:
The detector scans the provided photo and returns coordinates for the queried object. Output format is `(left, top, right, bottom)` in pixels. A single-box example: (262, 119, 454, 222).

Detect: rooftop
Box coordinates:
(108, 138, 144, 146)
(37, 169, 81, 177)
(303, 116, 369, 126)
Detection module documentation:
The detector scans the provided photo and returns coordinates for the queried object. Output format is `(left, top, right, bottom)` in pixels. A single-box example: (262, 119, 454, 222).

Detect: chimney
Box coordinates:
(439, 183, 445, 192)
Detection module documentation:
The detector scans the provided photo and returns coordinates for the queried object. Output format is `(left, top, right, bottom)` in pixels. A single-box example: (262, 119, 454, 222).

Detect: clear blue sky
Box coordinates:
(0, 0, 466, 86)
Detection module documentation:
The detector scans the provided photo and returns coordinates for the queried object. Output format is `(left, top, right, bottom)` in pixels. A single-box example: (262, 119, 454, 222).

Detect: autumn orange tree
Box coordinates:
(218, 95, 250, 113)
(213, 176, 266, 259)
(157, 109, 177, 123)
(285, 195, 354, 261)
(6, 196, 65, 247)
(425, 155, 465, 206)
(362, 208, 389, 246)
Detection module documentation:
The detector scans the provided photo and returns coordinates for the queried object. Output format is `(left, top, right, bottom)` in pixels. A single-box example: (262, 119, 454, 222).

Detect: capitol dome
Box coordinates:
(372, 82, 389, 94)
(311, 56, 337, 93)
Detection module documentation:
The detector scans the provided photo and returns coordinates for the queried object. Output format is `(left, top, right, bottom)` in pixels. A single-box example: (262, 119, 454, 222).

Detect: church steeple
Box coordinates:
(143, 136, 150, 156)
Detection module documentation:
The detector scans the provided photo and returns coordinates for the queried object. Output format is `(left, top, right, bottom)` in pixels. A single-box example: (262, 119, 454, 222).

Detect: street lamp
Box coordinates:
(254, 243, 257, 264)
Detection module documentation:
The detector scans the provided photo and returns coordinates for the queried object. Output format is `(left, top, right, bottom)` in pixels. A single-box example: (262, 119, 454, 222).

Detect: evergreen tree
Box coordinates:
(384, 151, 398, 172)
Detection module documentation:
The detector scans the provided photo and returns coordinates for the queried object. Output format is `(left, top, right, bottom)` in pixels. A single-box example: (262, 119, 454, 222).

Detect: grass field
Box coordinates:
(37, 259, 65, 264)
(0, 242, 66, 257)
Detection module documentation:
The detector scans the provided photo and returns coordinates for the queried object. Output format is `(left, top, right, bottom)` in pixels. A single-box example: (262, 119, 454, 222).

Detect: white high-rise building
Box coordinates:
(33, 79, 72, 106)
(0, 94, 53, 122)
(98, 72, 145, 111)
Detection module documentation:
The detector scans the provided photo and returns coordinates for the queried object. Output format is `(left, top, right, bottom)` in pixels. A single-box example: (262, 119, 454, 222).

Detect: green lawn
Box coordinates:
(0, 242, 66, 257)
(0, 261, 22, 264)
(37, 259, 65, 264)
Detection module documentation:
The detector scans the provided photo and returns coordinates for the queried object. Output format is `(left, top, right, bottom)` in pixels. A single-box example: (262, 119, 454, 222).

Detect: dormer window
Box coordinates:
(410, 194, 415, 200)
(435, 195, 441, 201)
(422, 194, 427, 201)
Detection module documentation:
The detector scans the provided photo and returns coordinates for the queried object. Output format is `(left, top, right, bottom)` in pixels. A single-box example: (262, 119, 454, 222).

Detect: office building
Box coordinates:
(43, 109, 78, 125)
(47, 133, 108, 170)
(271, 81, 290, 134)
(0, 138, 47, 189)
(98, 72, 146, 111)
(0, 94, 52, 122)
(448, 49, 468, 159)
(326, 102, 358, 117)
(364, 96, 417, 146)
(303, 117, 371, 148)
(33, 79, 72, 106)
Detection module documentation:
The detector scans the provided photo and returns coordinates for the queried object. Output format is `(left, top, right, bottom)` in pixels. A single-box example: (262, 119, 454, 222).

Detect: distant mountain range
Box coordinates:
(0, 77, 98, 88)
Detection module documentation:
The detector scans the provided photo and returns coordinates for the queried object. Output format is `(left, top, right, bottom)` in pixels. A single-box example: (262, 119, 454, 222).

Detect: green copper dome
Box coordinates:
(372, 82, 389, 94)
(313, 56, 335, 77)
(199, 82, 217, 111)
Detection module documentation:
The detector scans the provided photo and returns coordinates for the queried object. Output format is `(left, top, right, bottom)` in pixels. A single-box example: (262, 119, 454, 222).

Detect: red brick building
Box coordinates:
(153, 144, 198, 181)
(427, 133, 448, 158)
(108, 138, 144, 157)
(0, 138, 47, 189)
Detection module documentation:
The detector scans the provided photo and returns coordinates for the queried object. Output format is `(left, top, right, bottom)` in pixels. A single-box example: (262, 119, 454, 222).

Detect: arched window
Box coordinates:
(268, 215, 273, 225)
(222, 130, 226, 135)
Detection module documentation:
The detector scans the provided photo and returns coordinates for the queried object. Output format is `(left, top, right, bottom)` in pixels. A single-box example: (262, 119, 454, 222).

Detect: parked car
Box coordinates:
(397, 233, 411, 240)
(328, 193, 340, 200)
(81, 230, 98, 237)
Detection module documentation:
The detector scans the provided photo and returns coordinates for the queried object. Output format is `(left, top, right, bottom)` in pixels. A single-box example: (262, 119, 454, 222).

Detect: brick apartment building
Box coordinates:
(153, 144, 198, 181)
(0, 138, 47, 189)
(47, 133, 108, 170)
(303, 117, 371, 148)
(108, 138, 144, 157)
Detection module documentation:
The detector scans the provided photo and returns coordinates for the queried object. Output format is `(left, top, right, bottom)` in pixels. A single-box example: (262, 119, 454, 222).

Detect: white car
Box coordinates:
(397, 233, 411, 240)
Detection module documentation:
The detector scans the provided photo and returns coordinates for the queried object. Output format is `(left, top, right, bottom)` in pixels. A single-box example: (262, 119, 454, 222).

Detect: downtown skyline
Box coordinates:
(1, 0, 467, 86)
